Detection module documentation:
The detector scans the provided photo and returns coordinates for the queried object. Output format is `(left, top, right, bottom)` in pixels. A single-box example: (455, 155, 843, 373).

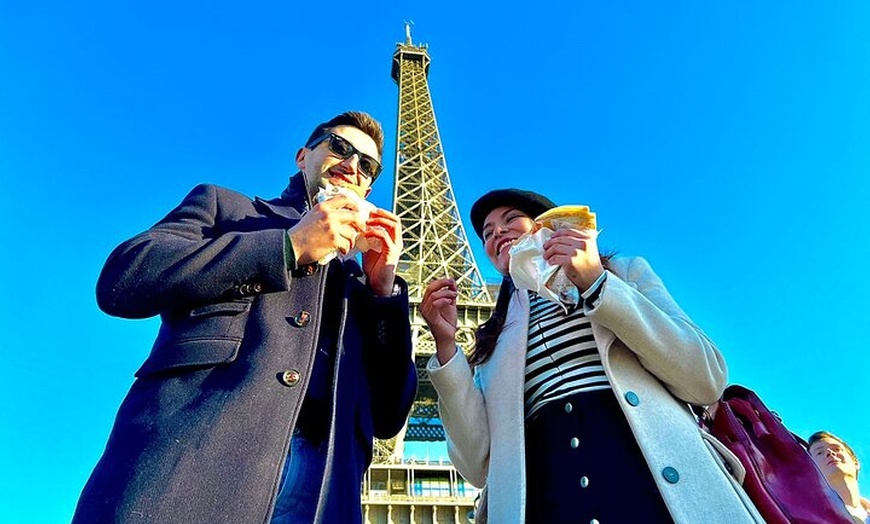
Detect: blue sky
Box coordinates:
(2, 1, 869, 521)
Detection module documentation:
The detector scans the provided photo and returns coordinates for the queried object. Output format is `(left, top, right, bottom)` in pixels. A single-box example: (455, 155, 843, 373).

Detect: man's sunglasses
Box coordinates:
(306, 132, 383, 181)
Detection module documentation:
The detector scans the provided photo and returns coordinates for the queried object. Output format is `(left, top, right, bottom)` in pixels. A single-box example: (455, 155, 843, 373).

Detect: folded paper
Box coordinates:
(314, 181, 383, 265)
(509, 225, 599, 312)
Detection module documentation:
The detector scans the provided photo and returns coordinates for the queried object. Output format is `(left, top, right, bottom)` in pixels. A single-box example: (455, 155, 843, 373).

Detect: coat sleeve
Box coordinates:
(359, 277, 418, 439)
(587, 256, 727, 405)
(96, 184, 291, 319)
(427, 352, 490, 487)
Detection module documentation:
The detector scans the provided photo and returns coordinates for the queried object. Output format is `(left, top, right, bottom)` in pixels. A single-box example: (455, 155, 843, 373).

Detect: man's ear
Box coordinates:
(295, 147, 307, 170)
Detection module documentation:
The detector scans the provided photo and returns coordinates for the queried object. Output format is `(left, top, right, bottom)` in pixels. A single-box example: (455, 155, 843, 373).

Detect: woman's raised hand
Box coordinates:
(421, 278, 460, 365)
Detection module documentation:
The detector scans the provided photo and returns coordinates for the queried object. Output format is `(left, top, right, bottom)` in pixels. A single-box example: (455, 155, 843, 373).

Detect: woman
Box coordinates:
(420, 188, 763, 523)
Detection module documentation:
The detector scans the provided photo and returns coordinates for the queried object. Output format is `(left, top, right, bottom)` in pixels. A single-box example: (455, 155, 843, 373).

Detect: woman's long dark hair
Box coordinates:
(468, 254, 613, 367)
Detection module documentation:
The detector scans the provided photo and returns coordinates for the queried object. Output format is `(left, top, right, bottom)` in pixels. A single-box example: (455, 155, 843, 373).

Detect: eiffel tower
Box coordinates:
(386, 22, 494, 455)
(361, 24, 495, 524)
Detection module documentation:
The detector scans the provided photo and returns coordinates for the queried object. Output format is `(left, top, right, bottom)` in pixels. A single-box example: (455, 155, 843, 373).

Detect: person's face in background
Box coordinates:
(482, 206, 536, 275)
(296, 124, 380, 198)
(810, 437, 860, 482)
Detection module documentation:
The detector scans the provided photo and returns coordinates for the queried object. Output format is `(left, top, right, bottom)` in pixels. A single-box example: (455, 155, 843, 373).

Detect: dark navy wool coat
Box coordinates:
(73, 173, 417, 524)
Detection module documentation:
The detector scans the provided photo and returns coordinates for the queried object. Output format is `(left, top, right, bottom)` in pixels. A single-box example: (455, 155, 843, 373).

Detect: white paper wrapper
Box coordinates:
(508, 227, 600, 311)
(314, 181, 383, 265)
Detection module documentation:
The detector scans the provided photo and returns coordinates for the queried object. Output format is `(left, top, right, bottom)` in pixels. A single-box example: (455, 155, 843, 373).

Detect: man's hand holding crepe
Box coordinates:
(288, 184, 403, 297)
(289, 193, 366, 266)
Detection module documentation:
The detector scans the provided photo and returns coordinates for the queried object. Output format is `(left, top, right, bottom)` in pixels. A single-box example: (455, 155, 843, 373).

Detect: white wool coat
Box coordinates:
(428, 256, 765, 524)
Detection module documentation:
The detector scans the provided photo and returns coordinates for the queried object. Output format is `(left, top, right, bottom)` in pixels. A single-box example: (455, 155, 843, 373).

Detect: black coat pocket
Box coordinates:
(136, 299, 252, 377)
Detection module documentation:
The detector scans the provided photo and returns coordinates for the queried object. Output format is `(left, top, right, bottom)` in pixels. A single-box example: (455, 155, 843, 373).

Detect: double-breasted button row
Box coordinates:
(565, 401, 580, 450)
(564, 400, 592, 493)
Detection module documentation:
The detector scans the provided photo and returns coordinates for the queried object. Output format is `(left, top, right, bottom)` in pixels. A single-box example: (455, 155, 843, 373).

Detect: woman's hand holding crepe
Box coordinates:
(543, 228, 604, 292)
(509, 204, 602, 308)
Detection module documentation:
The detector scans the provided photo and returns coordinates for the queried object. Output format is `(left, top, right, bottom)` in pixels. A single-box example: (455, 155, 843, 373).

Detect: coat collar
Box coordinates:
(254, 172, 312, 221)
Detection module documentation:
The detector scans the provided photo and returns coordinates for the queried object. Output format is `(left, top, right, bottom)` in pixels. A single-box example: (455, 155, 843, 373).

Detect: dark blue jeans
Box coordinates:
(270, 430, 327, 524)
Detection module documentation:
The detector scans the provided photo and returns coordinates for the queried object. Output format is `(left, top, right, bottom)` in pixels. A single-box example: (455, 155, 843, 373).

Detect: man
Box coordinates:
(73, 111, 417, 524)
(809, 431, 870, 523)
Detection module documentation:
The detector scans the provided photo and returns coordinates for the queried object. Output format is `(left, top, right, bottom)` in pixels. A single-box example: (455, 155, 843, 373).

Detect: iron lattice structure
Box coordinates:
(372, 25, 495, 463)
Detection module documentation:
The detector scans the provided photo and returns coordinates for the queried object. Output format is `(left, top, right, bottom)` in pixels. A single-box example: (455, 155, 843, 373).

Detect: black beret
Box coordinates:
(470, 189, 556, 239)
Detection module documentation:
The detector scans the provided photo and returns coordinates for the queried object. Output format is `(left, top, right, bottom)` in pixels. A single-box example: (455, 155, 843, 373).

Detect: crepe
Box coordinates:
(331, 180, 367, 198)
(314, 180, 381, 264)
(535, 205, 597, 231)
(509, 204, 599, 310)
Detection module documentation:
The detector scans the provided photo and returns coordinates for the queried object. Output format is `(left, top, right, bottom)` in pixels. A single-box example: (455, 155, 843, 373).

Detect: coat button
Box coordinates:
(564, 402, 573, 413)
(580, 476, 589, 488)
(625, 391, 640, 406)
(570, 437, 580, 449)
(280, 370, 301, 387)
(662, 466, 680, 484)
(291, 311, 311, 327)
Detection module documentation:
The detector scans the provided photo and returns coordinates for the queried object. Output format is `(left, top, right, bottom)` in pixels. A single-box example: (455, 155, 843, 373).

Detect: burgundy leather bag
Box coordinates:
(704, 385, 854, 524)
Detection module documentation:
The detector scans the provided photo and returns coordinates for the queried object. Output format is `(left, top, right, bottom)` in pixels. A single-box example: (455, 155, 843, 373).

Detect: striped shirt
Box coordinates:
(524, 292, 610, 419)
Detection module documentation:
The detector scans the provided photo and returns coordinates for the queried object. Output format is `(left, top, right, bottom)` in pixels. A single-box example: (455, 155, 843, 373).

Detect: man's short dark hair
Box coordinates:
(304, 111, 384, 159)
